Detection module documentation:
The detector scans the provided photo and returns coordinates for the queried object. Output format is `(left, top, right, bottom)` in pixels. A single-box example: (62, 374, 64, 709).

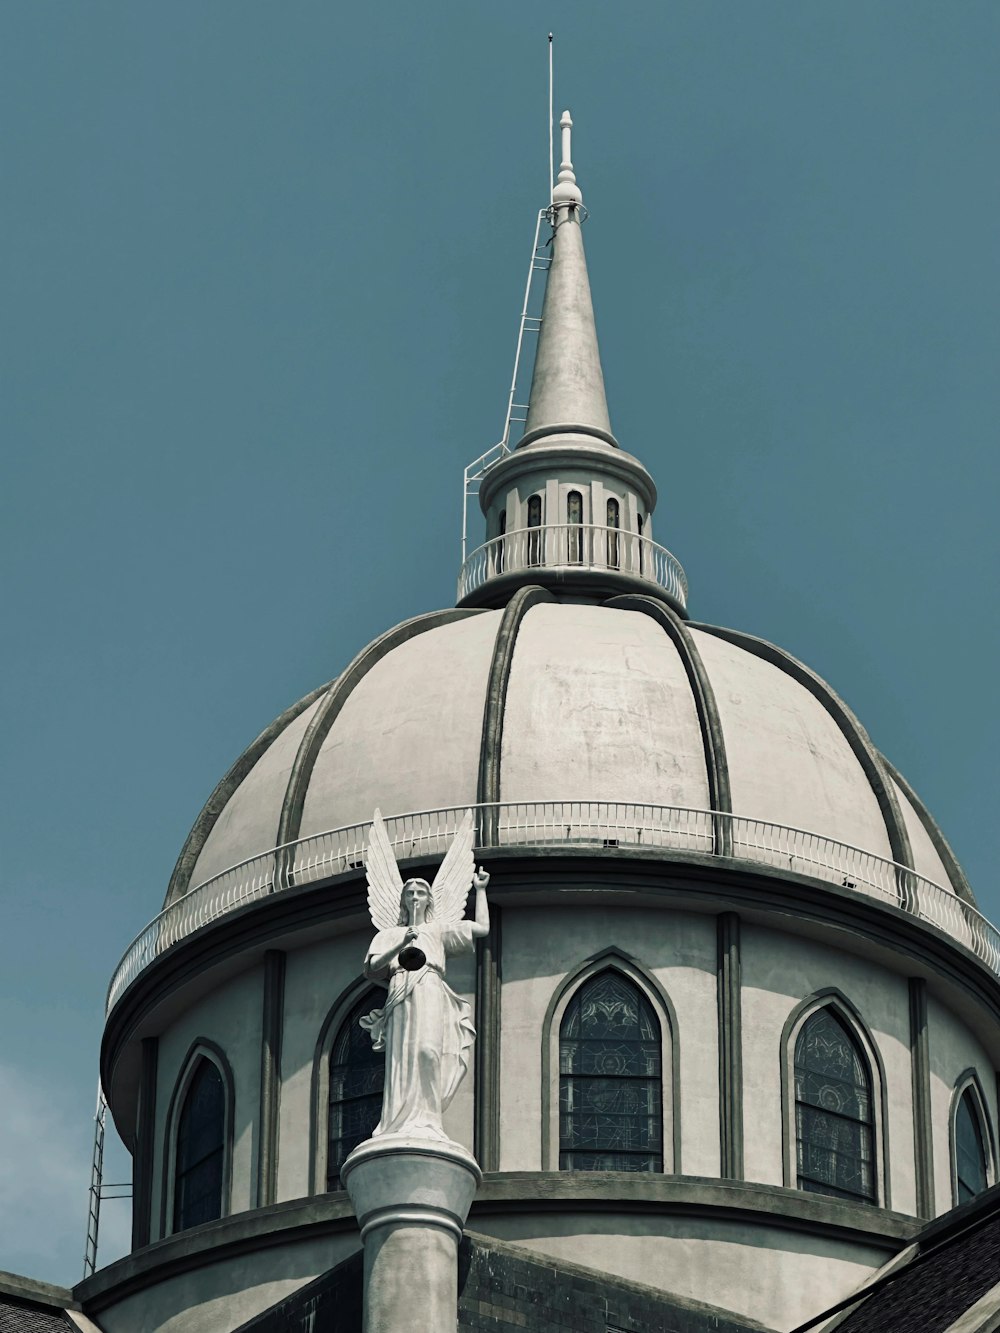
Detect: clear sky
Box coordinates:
(1, 1, 997, 1287)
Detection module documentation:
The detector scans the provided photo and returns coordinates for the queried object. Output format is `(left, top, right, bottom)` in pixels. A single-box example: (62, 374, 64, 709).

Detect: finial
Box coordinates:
(551, 108, 583, 208)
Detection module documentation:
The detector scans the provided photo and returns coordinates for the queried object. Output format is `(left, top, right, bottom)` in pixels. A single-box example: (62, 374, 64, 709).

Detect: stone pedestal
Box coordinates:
(341, 1136, 482, 1333)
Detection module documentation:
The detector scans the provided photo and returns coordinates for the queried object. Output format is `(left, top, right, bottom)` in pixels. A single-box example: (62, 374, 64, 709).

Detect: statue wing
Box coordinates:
(365, 809, 404, 931)
(430, 808, 477, 926)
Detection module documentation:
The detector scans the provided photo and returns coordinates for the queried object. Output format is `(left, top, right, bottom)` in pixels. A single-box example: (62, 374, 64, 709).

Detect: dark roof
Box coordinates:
(0, 1298, 72, 1332)
(802, 1183, 1000, 1333)
(231, 1231, 775, 1333)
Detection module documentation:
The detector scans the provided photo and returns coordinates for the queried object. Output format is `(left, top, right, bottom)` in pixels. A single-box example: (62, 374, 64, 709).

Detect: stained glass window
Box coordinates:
(559, 971, 662, 1172)
(606, 497, 620, 569)
(173, 1057, 226, 1232)
(567, 490, 583, 563)
(794, 1008, 876, 1203)
(328, 991, 385, 1189)
(956, 1088, 989, 1203)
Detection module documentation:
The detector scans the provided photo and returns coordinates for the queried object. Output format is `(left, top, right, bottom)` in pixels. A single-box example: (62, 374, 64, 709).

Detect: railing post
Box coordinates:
(273, 846, 291, 893)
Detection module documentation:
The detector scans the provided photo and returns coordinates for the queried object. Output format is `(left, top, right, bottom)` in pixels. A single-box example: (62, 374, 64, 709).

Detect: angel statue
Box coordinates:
(359, 809, 490, 1143)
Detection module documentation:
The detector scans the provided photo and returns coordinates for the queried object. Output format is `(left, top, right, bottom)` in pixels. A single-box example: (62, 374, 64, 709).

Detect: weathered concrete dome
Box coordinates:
(166, 597, 970, 908)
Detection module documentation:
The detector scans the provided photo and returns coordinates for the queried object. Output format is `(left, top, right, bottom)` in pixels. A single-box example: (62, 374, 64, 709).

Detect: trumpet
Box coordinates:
(397, 929, 426, 972)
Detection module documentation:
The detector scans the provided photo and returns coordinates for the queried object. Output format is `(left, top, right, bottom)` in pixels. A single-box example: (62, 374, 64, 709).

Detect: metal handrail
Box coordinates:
(106, 801, 999, 1013)
(457, 523, 689, 608)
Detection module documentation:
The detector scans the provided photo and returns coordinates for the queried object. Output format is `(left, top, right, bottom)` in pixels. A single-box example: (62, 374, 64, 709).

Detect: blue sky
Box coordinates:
(1, 1, 998, 1286)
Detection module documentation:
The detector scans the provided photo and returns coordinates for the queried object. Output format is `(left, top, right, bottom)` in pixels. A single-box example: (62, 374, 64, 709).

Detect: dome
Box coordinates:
(93, 106, 1000, 1333)
(166, 597, 971, 909)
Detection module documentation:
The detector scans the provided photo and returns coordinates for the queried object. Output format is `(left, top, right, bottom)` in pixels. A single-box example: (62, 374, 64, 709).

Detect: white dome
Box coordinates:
(166, 600, 970, 908)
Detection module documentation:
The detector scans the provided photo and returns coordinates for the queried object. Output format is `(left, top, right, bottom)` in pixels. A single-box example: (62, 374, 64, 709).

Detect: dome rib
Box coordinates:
(164, 680, 332, 905)
(275, 609, 484, 853)
(880, 753, 976, 906)
(476, 586, 556, 844)
(473, 587, 553, 1171)
(693, 624, 915, 872)
(605, 595, 732, 854)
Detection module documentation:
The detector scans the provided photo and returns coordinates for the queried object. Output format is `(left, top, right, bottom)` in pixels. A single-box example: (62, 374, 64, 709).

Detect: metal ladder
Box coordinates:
(83, 1082, 132, 1278)
(461, 207, 553, 562)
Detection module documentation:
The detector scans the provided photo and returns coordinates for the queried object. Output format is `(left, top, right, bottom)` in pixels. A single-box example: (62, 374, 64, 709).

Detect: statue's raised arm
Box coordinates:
(358, 809, 488, 1144)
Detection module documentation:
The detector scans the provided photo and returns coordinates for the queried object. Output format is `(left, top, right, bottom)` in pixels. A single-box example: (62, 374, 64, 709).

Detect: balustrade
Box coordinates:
(105, 801, 1000, 1012)
(457, 523, 689, 608)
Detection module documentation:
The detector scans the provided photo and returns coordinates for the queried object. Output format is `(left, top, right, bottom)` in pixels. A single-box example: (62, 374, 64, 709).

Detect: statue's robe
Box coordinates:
(363, 921, 476, 1140)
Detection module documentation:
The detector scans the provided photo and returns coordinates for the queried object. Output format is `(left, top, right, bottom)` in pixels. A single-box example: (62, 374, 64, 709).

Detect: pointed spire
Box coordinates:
(518, 110, 617, 450)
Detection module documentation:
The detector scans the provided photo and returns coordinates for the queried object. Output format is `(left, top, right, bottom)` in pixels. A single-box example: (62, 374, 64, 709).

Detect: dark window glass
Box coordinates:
(559, 971, 662, 1172)
(956, 1088, 989, 1203)
(637, 514, 644, 574)
(794, 1009, 876, 1204)
(496, 510, 506, 573)
(328, 992, 385, 1189)
(606, 498, 620, 569)
(567, 490, 583, 562)
(173, 1058, 225, 1232)
(527, 494, 543, 566)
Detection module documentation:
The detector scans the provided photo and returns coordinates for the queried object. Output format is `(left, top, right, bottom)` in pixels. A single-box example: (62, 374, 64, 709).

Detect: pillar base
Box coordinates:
(341, 1136, 482, 1333)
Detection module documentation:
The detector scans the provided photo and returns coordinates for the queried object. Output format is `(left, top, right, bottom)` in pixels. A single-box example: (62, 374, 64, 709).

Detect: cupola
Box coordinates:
(456, 111, 688, 614)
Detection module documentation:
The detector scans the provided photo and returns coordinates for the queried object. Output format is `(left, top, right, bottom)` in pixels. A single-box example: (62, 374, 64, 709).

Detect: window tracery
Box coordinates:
(794, 1007, 876, 1203)
(559, 970, 662, 1172)
(327, 990, 385, 1189)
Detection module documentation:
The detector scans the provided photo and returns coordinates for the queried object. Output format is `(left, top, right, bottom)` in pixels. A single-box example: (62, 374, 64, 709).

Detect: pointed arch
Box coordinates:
(779, 989, 890, 1208)
(160, 1039, 234, 1238)
(541, 948, 680, 1173)
(950, 1068, 996, 1206)
(310, 976, 386, 1194)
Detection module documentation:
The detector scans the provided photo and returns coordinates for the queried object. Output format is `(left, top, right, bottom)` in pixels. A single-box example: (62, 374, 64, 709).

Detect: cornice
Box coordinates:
(74, 1175, 917, 1317)
(478, 439, 657, 513)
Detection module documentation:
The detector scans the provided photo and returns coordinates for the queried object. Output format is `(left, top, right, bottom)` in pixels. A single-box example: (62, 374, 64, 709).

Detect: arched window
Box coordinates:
(794, 1007, 876, 1203)
(955, 1085, 990, 1204)
(567, 490, 583, 563)
(327, 991, 385, 1189)
(606, 497, 620, 569)
(559, 970, 662, 1172)
(637, 513, 644, 574)
(173, 1058, 226, 1232)
(496, 509, 506, 574)
(527, 494, 543, 566)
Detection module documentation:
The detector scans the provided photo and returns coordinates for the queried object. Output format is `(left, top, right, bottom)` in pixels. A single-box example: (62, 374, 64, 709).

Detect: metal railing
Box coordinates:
(106, 801, 999, 1013)
(457, 523, 689, 608)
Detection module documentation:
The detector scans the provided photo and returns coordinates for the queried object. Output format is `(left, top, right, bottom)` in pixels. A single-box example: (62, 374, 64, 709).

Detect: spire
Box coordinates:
(518, 110, 617, 450)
